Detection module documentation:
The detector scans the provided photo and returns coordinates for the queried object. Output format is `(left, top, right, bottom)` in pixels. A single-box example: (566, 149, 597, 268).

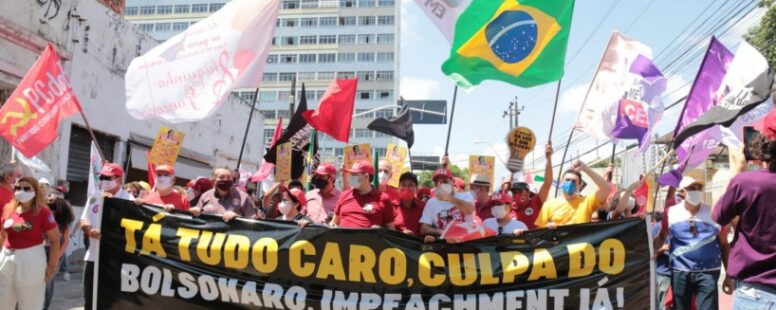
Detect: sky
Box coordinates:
(398, 0, 767, 181)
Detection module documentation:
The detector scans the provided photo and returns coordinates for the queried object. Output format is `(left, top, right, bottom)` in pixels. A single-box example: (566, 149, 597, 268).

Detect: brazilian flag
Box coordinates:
(442, 0, 575, 90)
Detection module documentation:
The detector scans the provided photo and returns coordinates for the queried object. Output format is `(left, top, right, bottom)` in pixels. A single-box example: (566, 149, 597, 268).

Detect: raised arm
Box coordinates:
(573, 160, 611, 208)
(539, 143, 553, 202)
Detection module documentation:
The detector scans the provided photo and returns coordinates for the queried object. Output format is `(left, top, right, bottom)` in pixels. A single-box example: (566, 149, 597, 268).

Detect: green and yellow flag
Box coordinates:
(442, 0, 575, 90)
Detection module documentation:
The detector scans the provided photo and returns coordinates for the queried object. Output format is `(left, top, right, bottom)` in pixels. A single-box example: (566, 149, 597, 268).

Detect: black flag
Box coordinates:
(264, 85, 318, 179)
(367, 106, 415, 148)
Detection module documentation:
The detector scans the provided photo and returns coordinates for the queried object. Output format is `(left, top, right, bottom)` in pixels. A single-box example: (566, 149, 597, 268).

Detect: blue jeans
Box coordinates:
(671, 269, 720, 310)
(656, 274, 671, 310)
(734, 282, 776, 309)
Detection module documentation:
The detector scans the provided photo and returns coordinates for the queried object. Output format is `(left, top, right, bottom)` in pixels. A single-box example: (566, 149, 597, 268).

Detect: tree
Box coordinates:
(746, 1, 776, 69)
(417, 164, 468, 188)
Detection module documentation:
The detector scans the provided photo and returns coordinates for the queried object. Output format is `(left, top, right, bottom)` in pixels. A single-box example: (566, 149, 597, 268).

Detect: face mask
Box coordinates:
(399, 188, 415, 201)
(14, 190, 35, 203)
(187, 188, 195, 198)
(312, 176, 329, 189)
(378, 172, 390, 184)
(439, 183, 453, 195)
(561, 181, 577, 195)
(348, 175, 361, 188)
(278, 201, 294, 215)
(684, 191, 703, 206)
(216, 180, 233, 191)
(100, 180, 117, 192)
(156, 176, 173, 190)
(492, 205, 508, 219)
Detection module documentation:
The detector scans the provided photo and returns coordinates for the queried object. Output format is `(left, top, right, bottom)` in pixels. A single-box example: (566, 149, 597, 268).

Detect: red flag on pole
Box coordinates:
(251, 117, 284, 182)
(0, 43, 82, 157)
(302, 79, 357, 143)
(146, 151, 156, 189)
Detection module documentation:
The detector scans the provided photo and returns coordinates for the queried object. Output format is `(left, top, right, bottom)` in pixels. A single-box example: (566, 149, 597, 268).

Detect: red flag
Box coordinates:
(251, 117, 283, 182)
(302, 79, 357, 143)
(146, 151, 156, 188)
(0, 44, 82, 157)
(441, 222, 496, 243)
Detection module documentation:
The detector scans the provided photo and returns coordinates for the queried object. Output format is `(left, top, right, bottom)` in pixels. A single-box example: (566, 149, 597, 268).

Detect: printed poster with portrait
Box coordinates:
(468, 155, 495, 192)
(148, 127, 185, 166)
(275, 142, 293, 182)
(343, 144, 371, 169)
(385, 144, 408, 188)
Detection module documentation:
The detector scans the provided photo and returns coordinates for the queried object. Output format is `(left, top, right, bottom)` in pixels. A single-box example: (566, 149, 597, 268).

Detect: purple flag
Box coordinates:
(673, 37, 734, 169)
(611, 55, 667, 150)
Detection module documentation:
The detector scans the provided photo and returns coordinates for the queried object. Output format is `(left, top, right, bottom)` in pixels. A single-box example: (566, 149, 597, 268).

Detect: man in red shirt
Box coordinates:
(0, 163, 22, 207)
(510, 144, 553, 229)
(139, 164, 190, 211)
(377, 160, 400, 204)
(305, 162, 342, 224)
(393, 172, 425, 236)
(332, 161, 395, 229)
(471, 174, 497, 223)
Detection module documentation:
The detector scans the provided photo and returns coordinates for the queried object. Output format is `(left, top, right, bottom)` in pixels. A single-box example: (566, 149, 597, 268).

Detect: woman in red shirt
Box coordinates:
(0, 176, 61, 310)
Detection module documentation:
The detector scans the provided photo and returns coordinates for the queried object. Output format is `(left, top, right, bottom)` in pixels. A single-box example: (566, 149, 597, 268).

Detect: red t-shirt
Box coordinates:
(511, 194, 543, 230)
(0, 187, 13, 209)
(381, 185, 401, 207)
(144, 191, 190, 211)
(393, 199, 425, 236)
(2, 205, 57, 249)
(335, 188, 394, 228)
(474, 200, 496, 224)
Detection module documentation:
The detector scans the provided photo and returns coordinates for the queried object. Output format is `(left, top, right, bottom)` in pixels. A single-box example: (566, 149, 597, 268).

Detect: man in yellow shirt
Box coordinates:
(535, 160, 611, 228)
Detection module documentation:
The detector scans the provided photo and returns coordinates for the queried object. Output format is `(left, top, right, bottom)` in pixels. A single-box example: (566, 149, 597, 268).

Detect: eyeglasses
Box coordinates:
(14, 186, 33, 192)
(689, 218, 698, 237)
(98, 176, 113, 181)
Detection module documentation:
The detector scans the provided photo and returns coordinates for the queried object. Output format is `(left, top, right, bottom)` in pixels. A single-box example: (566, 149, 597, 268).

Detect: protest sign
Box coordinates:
(506, 127, 536, 173)
(468, 155, 495, 191)
(148, 127, 185, 166)
(344, 143, 371, 169)
(98, 198, 652, 309)
(385, 144, 407, 188)
(275, 142, 292, 182)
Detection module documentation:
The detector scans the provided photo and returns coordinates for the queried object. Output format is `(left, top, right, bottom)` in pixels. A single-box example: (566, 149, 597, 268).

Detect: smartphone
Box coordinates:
(743, 126, 762, 161)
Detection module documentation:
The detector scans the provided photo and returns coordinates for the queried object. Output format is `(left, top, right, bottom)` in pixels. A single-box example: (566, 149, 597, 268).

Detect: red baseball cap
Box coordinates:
(754, 109, 776, 139)
(99, 163, 124, 178)
(432, 168, 453, 181)
(287, 187, 307, 206)
(417, 187, 432, 198)
(194, 178, 213, 192)
(491, 192, 512, 205)
(314, 162, 337, 176)
(155, 164, 175, 174)
(453, 177, 465, 189)
(344, 160, 374, 175)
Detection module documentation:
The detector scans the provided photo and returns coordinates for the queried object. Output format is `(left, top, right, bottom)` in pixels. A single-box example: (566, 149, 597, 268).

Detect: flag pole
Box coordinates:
(236, 88, 260, 171)
(443, 85, 459, 168)
(78, 110, 107, 162)
(548, 79, 563, 141)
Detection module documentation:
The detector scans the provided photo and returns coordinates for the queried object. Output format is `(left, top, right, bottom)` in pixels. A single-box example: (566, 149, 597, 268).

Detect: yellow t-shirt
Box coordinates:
(534, 195, 599, 227)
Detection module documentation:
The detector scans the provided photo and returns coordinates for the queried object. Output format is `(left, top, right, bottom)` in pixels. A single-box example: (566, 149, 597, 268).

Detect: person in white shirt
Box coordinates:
(79, 163, 133, 310)
(419, 167, 475, 243)
(482, 194, 528, 236)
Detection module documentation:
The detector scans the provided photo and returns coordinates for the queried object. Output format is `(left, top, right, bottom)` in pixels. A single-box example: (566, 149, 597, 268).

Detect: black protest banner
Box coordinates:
(98, 198, 652, 310)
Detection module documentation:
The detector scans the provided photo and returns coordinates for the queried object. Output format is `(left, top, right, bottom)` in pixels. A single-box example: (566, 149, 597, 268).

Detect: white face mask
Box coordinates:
(348, 175, 362, 188)
(99, 180, 117, 192)
(439, 183, 453, 194)
(278, 201, 294, 215)
(684, 190, 703, 206)
(492, 205, 508, 219)
(378, 172, 390, 184)
(156, 176, 173, 190)
(14, 190, 35, 203)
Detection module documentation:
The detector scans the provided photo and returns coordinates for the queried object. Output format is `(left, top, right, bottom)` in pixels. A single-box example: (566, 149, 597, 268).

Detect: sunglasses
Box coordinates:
(689, 219, 698, 237)
(14, 186, 33, 192)
(98, 176, 113, 181)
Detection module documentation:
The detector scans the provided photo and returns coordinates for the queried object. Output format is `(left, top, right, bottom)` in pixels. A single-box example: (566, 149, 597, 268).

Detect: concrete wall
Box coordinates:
(0, 0, 264, 182)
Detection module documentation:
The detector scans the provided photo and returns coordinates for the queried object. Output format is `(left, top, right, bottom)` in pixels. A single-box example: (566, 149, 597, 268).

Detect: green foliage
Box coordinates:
(745, 1, 776, 69)
(417, 164, 468, 188)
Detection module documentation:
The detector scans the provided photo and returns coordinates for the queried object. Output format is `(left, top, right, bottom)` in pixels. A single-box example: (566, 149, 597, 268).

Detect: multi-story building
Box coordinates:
(124, 0, 401, 165)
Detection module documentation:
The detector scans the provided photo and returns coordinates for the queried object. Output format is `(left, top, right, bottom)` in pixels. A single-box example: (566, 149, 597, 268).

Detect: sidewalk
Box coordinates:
(50, 249, 85, 310)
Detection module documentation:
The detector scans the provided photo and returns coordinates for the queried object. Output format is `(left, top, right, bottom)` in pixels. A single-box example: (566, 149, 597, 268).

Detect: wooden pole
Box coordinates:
(78, 110, 107, 161)
(236, 88, 260, 170)
(443, 85, 459, 168)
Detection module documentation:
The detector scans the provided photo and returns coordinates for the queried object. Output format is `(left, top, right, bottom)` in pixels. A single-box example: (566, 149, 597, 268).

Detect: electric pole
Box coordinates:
(502, 96, 524, 129)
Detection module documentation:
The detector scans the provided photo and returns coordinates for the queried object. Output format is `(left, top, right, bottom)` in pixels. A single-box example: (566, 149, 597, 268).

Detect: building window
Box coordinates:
(172, 22, 189, 31)
(282, 36, 297, 46)
(277, 110, 291, 119)
(375, 131, 388, 138)
(267, 55, 278, 64)
(191, 4, 208, 13)
(375, 109, 392, 118)
(261, 110, 277, 119)
(337, 53, 355, 63)
(278, 91, 291, 102)
(340, 0, 355, 7)
(357, 34, 375, 44)
(299, 54, 317, 63)
(339, 16, 356, 26)
(318, 72, 335, 80)
(378, 16, 394, 26)
(338, 34, 356, 45)
(319, 17, 337, 27)
(378, 90, 393, 100)
(209, 3, 224, 12)
(282, 0, 300, 9)
(357, 53, 375, 62)
(301, 0, 319, 8)
(300, 35, 317, 45)
(279, 72, 297, 81)
(264, 128, 276, 141)
(376, 33, 394, 44)
(378, 0, 395, 7)
(125, 7, 138, 15)
(280, 54, 297, 64)
(259, 91, 277, 102)
(376, 71, 393, 81)
(138, 23, 154, 32)
(375, 147, 387, 157)
(316, 90, 326, 98)
(174, 5, 190, 13)
(355, 109, 371, 119)
(376, 52, 394, 62)
(357, 71, 374, 81)
(157, 5, 172, 14)
(319, 35, 336, 44)
(358, 0, 376, 7)
(154, 23, 172, 32)
(355, 129, 371, 138)
(318, 53, 336, 63)
(359, 91, 372, 100)
(300, 18, 318, 27)
(238, 91, 256, 102)
(359, 16, 376, 26)
(298, 72, 316, 81)
(262, 73, 278, 82)
(282, 18, 298, 27)
(321, 0, 338, 8)
(337, 71, 355, 79)
(140, 6, 155, 15)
